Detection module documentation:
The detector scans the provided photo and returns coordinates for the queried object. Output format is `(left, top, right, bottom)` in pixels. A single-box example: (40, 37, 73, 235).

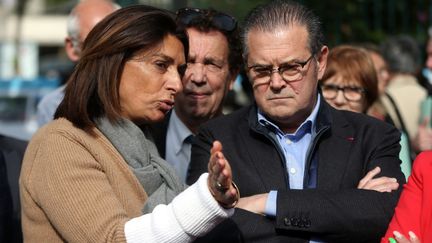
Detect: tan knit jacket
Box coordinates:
(20, 118, 147, 242)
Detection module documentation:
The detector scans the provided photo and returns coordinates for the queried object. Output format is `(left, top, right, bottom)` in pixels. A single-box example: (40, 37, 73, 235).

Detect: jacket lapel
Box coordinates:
(316, 109, 355, 190)
(240, 106, 289, 191)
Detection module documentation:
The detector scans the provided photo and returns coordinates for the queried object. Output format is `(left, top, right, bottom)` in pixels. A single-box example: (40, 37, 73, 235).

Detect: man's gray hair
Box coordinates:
(381, 35, 421, 75)
(66, 1, 120, 49)
(242, 0, 325, 59)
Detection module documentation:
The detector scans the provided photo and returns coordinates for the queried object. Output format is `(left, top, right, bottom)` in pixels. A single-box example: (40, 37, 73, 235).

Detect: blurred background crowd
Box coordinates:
(1, 0, 432, 141)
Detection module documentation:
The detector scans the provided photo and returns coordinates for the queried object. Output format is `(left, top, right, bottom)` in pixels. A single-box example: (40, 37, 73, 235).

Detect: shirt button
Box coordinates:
(290, 167, 296, 174)
(286, 139, 292, 145)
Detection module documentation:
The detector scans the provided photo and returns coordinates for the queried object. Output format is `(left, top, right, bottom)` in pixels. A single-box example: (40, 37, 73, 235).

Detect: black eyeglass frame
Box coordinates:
(320, 84, 366, 102)
(176, 7, 237, 32)
(247, 54, 315, 83)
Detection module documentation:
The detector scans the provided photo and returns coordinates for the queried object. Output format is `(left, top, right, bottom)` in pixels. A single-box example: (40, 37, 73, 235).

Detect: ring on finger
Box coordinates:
(216, 181, 227, 192)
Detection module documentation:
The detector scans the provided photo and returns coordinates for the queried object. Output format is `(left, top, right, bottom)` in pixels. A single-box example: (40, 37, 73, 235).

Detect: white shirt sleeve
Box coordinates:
(124, 173, 234, 243)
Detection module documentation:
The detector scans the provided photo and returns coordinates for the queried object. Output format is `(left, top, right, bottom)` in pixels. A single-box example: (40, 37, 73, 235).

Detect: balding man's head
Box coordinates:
(65, 0, 119, 61)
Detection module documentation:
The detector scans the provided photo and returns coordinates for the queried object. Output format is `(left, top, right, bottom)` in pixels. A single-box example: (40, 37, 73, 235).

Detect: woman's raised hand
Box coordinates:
(207, 141, 239, 208)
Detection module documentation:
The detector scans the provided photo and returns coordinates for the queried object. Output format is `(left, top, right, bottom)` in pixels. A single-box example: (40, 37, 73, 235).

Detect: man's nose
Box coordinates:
(188, 63, 206, 84)
(269, 71, 286, 90)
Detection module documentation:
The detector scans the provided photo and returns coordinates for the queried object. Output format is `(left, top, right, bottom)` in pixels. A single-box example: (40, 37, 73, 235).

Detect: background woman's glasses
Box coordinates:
(321, 84, 365, 102)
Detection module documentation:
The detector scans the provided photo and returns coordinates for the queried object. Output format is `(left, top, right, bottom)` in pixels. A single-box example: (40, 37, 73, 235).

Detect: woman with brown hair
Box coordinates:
(319, 45, 378, 114)
(319, 45, 406, 190)
(19, 5, 239, 242)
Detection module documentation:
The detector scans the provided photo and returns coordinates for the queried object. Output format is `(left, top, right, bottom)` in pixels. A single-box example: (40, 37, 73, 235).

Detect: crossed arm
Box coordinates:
(236, 166, 400, 215)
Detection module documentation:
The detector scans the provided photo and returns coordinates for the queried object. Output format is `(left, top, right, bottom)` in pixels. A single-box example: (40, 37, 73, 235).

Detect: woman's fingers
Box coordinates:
(207, 140, 239, 208)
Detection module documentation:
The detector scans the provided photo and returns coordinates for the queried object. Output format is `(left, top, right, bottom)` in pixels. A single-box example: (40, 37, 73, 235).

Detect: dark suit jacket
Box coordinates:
(0, 135, 27, 243)
(0, 152, 13, 243)
(187, 101, 405, 243)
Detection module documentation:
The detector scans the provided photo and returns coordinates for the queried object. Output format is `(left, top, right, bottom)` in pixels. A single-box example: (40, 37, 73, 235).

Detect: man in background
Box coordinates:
(151, 8, 242, 182)
(36, 0, 119, 127)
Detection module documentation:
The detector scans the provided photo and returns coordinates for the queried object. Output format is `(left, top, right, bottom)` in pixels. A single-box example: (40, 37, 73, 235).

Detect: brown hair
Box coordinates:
(321, 45, 378, 109)
(55, 5, 188, 133)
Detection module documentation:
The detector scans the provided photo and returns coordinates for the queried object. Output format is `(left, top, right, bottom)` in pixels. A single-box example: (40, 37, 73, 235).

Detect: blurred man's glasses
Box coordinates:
(176, 8, 237, 32)
(248, 54, 314, 85)
(321, 84, 365, 101)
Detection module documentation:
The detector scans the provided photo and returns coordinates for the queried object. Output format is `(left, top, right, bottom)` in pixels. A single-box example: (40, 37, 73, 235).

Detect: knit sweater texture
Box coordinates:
(19, 118, 232, 242)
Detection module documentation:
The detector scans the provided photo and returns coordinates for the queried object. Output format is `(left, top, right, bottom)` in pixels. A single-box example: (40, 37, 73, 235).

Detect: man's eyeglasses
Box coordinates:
(321, 84, 365, 102)
(247, 54, 314, 84)
(176, 8, 237, 32)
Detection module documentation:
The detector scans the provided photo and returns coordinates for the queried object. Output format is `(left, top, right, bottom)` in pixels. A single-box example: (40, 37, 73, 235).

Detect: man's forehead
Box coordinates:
(187, 28, 229, 56)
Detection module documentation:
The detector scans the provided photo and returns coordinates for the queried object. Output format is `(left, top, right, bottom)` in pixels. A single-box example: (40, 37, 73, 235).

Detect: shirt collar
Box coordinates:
(258, 94, 321, 138)
(169, 109, 194, 155)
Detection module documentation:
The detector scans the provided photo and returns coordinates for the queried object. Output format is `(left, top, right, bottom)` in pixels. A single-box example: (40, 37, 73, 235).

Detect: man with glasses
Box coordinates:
(151, 8, 242, 182)
(187, 0, 404, 242)
(36, 0, 119, 127)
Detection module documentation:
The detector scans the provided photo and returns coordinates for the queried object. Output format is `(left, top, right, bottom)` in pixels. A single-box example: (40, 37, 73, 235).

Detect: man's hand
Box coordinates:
(357, 167, 399, 192)
(207, 141, 239, 208)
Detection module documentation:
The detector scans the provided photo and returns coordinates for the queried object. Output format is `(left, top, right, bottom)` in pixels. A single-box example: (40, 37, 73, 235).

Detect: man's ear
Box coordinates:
(65, 37, 80, 62)
(317, 45, 329, 80)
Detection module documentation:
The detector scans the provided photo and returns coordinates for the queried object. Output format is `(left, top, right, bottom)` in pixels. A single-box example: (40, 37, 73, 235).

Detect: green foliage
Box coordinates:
(187, 0, 431, 46)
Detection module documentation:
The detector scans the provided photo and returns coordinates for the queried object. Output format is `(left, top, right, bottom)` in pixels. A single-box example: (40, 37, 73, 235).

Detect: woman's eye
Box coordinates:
(155, 61, 168, 71)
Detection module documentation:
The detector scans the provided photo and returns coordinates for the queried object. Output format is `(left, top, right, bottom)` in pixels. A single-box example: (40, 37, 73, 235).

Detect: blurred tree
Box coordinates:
(183, 0, 431, 48)
(39, 0, 432, 50)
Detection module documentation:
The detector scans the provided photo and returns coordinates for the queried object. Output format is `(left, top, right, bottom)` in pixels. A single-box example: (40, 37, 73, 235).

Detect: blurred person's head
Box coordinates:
(242, 0, 328, 133)
(425, 27, 432, 71)
(381, 35, 421, 77)
(55, 5, 188, 133)
(65, 0, 119, 62)
(174, 8, 242, 133)
(361, 44, 390, 95)
(320, 45, 378, 113)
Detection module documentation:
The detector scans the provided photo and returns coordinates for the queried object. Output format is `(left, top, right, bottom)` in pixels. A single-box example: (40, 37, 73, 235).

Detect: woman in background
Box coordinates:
(19, 5, 239, 242)
(320, 45, 411, 179)
(319, 45, 378, 114)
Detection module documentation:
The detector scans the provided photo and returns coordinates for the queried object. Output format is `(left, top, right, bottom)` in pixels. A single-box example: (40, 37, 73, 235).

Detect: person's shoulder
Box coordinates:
(205, 106, 251, 127)
(332, 108, 395, 130)
(413, 151, 432, 171)
(0, 134, 27, 153)
(37, 85, 65, 109)
(33, 118, 94, 144)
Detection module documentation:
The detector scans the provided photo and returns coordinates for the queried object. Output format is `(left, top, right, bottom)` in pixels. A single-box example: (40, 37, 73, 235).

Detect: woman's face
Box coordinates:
(119, 34, 186, 124)
(321, 74, 367, 113)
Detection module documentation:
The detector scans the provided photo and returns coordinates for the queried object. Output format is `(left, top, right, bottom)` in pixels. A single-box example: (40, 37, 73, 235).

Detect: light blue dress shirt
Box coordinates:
(36, 85, 65, 127)
(165, 109, 194, 182)
(259, 95, 324, 243)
